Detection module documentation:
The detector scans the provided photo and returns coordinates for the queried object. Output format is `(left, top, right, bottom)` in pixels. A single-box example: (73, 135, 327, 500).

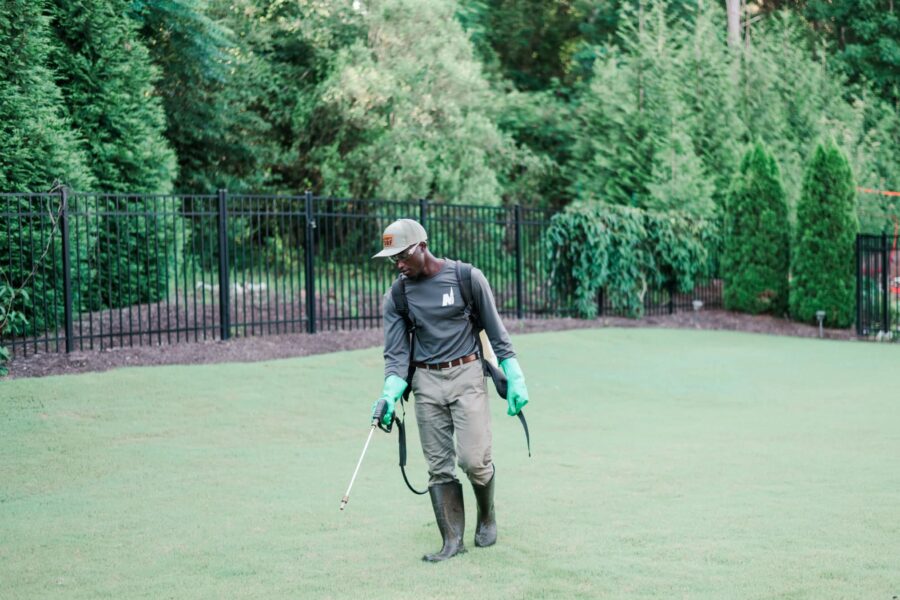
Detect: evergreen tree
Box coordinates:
(48, 0, 176, 192)
(569, 47, 645, 205)
(203, 0, 366, 193)
(646, 104, 714, 217)
(676, 1, 742, 213)
(496, 88, 574, 208)
(844, 88, 900, 233)
(0, 0, 93, 191)
(48, 0, 178, 308)
(0, 0, 95, 334)
(736, 12, 884, 215)
(722, 142, 790, 315)
(790, 140, 858, 327)
(571, 1, 718, 217)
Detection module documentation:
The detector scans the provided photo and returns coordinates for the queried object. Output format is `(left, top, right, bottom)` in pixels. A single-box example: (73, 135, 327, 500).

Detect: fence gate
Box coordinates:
(856, 233, 900, 338)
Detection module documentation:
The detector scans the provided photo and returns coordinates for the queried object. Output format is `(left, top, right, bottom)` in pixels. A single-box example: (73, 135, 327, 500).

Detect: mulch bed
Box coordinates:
(4, 309, 860, 380)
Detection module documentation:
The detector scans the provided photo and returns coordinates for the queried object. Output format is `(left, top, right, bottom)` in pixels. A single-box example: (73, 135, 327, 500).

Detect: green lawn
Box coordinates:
(2, 329, 899, 599)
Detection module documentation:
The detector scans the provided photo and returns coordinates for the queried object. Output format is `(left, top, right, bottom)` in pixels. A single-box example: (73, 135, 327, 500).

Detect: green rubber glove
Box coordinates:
(371, 375, 408, 426)
(500, 357, 529, 416)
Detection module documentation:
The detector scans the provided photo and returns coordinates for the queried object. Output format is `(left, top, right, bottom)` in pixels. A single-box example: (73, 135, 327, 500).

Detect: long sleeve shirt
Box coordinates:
(383, 259, 514, 379)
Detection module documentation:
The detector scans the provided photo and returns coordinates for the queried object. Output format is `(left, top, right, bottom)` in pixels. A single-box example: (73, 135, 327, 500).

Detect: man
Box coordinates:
(371, 218, 530, 562)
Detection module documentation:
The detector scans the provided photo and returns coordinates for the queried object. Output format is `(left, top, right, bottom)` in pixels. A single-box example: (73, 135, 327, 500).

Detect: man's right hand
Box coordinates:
(370, 375, 408, 426)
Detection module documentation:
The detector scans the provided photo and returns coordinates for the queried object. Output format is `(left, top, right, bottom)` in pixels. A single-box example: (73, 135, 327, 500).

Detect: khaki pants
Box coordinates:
(412, 360, 493, 487)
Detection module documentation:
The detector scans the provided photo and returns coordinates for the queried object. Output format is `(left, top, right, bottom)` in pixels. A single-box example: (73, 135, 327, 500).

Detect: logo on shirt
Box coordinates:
(442, 287, 455, 307)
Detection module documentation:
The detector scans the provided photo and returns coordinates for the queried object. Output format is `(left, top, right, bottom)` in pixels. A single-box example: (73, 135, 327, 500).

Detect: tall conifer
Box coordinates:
(48, 0, 177, 308)
(48, 0, 176, 191)
(0, 0, 92, 191)
(0, 0, 94, 333)
(790, 140, 858, 327)
(723, 142, 790, 315)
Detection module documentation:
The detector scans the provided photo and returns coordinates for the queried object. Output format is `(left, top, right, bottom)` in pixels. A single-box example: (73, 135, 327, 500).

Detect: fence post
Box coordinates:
(514, 204, 524, 319)
(59, 187, 74, 353)
(305, 190, 316, 334)
(855, 234, 862, 336)
(216, 189, 231, 341)
(882, 232, 889, 335)
(668, 281, 676, 315)
(419, 198, 428, 228)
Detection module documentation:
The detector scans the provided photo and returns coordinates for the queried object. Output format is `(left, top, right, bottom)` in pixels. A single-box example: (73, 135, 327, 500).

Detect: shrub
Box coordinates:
(546, 202, 716, 318)
(722, 142, 790, 315)
(789, 140, 859, 327)
(0, 283, 28, 377)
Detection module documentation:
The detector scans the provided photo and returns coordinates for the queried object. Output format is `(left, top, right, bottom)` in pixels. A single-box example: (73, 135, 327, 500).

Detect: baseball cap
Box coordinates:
(372, 219, 428, 258)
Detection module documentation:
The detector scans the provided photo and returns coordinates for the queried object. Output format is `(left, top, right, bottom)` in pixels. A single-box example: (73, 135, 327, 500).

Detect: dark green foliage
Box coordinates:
(0, 2, 95, 335)
(678, 4, 742, 213)
(790, 140, 859, 327)
(458, 0, 701, 90)
(646, 209, 718, 294)
(546, 202, 715, 318)
(853, 91, 900, 233)
(569, 46, 653, 207)
(0, 0, 93, 191)
(461, 0, 582, 91)
(496, 89, 574, 208)
(545, 203, 625, 318)
(0, 282, 27, 376)
(84, 195, 178, 309)
(723, 143, 790, 315)
(805, 0, 900, 110)
(130, 0, 273, 193)
(569, 2, 725, 220)
(47, 0, 178, 308)
(48, 0, 176, 192)
(208, 0, 366, 194)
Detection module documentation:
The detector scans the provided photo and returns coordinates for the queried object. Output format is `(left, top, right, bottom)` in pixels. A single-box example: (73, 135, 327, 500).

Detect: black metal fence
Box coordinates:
(857, 233, 900, 338)
(1, 190, 722, 357)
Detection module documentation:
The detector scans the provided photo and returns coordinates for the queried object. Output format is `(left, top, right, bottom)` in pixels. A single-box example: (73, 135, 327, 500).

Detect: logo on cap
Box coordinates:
(382, 234, 394, 248)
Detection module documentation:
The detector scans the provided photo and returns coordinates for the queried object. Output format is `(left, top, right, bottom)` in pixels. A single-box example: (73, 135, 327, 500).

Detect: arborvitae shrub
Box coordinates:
(789, 140, 858, 327)
(722, 142, 790, 315)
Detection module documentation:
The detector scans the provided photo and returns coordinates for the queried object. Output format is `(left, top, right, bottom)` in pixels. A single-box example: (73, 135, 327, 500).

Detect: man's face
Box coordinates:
(390, 242, 425, 278)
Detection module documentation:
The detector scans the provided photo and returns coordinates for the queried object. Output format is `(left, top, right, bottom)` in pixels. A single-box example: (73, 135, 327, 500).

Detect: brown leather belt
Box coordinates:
(413, 353, 479, 371)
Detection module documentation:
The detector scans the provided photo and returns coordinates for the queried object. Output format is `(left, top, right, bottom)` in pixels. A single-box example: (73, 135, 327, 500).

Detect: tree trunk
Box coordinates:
(726, 0, 741, 48)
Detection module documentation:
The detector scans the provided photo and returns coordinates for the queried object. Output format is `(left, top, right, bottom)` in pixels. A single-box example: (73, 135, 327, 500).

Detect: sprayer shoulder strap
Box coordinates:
(391, 262, 475, 329)
(455, 261, 482, 328)
(390, 276, 414, 333)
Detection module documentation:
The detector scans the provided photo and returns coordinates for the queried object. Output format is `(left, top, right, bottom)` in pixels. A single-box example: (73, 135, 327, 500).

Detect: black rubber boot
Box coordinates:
(472, 471, 497, 547)
(423, 481, 466, 562)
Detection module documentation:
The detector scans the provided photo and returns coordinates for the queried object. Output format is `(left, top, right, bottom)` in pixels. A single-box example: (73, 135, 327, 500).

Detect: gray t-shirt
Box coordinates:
(383, 259, 514, 379)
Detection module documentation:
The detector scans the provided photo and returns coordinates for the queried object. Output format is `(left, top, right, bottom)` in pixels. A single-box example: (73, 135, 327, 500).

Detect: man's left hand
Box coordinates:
(500, 357, 529, 416)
